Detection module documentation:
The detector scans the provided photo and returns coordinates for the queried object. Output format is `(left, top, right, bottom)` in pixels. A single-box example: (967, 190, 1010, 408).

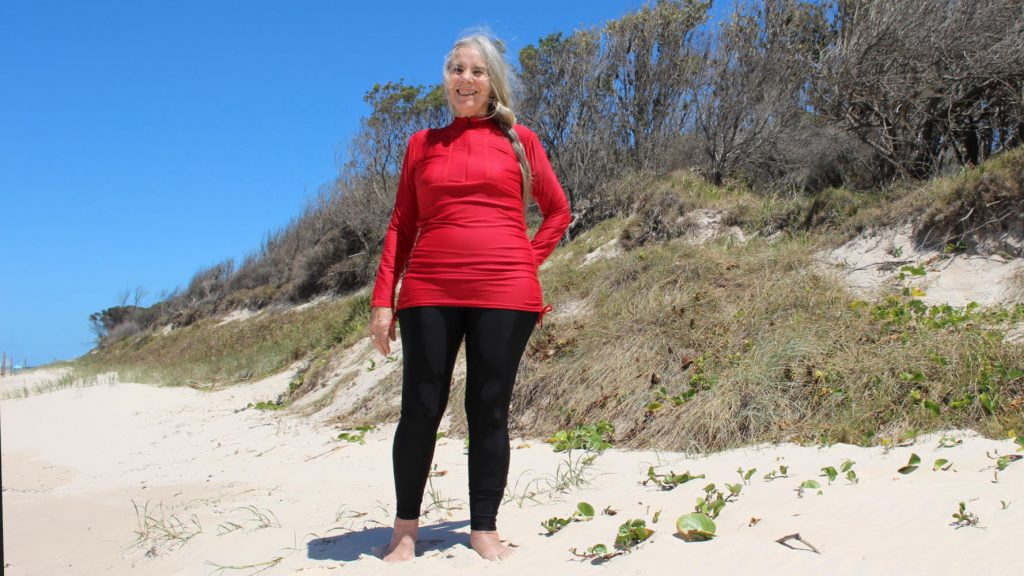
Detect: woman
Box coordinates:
(367, 33, 570, 561)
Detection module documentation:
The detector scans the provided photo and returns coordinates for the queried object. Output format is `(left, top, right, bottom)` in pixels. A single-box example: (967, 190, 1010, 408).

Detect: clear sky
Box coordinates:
(0, 0, 733, 366)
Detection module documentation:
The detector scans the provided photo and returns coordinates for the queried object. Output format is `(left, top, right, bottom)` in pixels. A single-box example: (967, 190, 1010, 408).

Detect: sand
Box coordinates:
(3, 364, 1023, 576)
(820, 224, 1024, 308)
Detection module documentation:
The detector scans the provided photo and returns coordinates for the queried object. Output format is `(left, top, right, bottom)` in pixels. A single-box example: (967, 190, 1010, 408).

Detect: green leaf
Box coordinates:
(676, 513, 717, 542)
(933, 458, 952, 471)
(923, 399, 942, 416)
(541, 516, 571, 534)
(898, 453, 921, 474)
(840, 460, 855, 473)
(614, 519, 653, 550)
(664, 471, 703, 486)
(819, 463, 835, 481)
(577, 502, 595, 518)
(588, 543, 608, 555)
(950, 395, 973, 409)
(980, 393, 997, 415)
(799, 479, 821, 490)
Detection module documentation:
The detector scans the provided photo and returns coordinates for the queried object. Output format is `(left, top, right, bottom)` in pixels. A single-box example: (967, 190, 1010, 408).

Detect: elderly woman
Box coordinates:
(367, 33, 570, 561)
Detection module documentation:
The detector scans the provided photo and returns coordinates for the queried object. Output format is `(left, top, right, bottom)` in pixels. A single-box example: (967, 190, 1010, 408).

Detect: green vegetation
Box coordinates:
(796, 479, 822, 498)
(570, 518, 654, 561)
(676, 512, 717, 542)
(546, 420, 614, 453)
(898, 454, 922, 474)
(694, 483, 740, 519)
(951, 501, 980, 529)
(820, 460, 857, 484)
(643, 466, 704, 490)
(541, 502, 595, 535)
(337, 424, 376, 445)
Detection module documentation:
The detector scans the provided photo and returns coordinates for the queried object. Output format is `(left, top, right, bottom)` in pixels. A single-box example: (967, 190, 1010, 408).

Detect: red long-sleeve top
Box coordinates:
(371, 116, 570, 314)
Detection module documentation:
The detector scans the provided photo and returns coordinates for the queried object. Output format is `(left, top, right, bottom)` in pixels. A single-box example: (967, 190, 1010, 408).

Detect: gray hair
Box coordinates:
(444, 33, 533, 205)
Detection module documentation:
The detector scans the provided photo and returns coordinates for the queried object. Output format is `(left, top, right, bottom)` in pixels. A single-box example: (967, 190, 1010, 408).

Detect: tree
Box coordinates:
(694, 0, 830, 186)
(816, 0, 1024, 179)
(519, 30, 620, 232)
(604, 0, 710, 170)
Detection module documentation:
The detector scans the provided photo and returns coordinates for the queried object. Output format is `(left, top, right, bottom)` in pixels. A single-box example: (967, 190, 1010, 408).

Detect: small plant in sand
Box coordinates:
(737, 467, 757, 485)
(570, 519, 653, 561)
(547, 420, 614, 453)
(131, 500, 202, 556)
(548, 450, 600, 493)
(897, 453, 922, 474)
(217, 505, 280, 534)
(950, 501, 980, 528)
(695, 483, 740, 518)
(820, 460, 857, 485)
(643, 466, 704, 490)
(933, 458, 955, 471)
(763, 464, 790, 481)
(987, 449, 1023, 471)
(936, 434, 963, 449)
(676, 512, 717, 542)
(422, 474, 462, 520)
(336, 424, 376, 444)
(795, 480, 821, 498)
(504, 451, 600, 507)
(986, 449, 1022, 483)
(541, 502, 595, 535)
(250, 396, 286, 411)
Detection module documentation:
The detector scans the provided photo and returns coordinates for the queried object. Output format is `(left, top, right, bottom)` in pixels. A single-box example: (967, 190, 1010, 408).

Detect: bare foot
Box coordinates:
(382, 518, 419, 562)
(470, 530, 514, 561)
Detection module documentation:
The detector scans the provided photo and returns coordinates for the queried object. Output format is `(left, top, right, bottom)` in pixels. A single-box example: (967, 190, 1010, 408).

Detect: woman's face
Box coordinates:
(446, 46, 491, 118)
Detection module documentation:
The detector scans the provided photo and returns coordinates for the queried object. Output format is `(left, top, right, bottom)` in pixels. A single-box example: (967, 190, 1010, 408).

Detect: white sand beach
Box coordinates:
(3, 363, 1023, 576)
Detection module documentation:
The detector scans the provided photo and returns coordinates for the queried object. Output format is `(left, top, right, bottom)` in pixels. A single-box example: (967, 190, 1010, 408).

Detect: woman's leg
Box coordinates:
(463, 308, 537, 544)
(385, 306, 464, 560)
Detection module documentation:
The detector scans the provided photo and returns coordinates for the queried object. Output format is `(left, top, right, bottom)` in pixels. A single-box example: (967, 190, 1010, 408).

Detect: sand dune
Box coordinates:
(3, 365, 1022, 575)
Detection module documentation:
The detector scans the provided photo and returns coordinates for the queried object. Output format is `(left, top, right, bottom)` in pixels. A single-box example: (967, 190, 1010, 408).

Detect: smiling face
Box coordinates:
(445, 46, 492, 118)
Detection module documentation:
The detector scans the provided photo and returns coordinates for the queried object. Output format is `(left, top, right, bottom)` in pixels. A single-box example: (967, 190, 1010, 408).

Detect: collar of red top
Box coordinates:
(451, 115, 495, 128)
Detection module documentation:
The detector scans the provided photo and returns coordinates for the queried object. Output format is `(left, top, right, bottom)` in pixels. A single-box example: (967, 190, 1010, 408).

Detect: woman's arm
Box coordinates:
(517, 125, 570, 265)
(369, 131, 423, 353)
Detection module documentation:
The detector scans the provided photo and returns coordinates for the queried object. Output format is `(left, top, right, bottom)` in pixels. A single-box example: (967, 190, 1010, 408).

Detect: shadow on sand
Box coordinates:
(307, 520, 471, 562)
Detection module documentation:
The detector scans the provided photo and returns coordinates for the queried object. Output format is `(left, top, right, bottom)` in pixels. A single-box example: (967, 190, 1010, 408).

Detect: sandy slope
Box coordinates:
(3, 362, 1023, 576)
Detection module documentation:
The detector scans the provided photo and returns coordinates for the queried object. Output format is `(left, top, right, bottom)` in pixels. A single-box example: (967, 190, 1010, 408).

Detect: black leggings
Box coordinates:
(393, 306, 537, 531)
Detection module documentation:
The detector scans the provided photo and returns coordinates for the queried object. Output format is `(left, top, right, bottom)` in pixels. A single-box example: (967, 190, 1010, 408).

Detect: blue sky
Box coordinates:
(0, 0, 734, 365)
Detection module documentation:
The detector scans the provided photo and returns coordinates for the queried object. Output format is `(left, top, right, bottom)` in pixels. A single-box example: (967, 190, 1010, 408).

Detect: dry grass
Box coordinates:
(78, 293, 371, 387)
(512, 222, 1023, 452)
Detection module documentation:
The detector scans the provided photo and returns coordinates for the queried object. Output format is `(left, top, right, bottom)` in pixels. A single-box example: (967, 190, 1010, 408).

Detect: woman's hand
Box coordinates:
(369, 306, 397, 356)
